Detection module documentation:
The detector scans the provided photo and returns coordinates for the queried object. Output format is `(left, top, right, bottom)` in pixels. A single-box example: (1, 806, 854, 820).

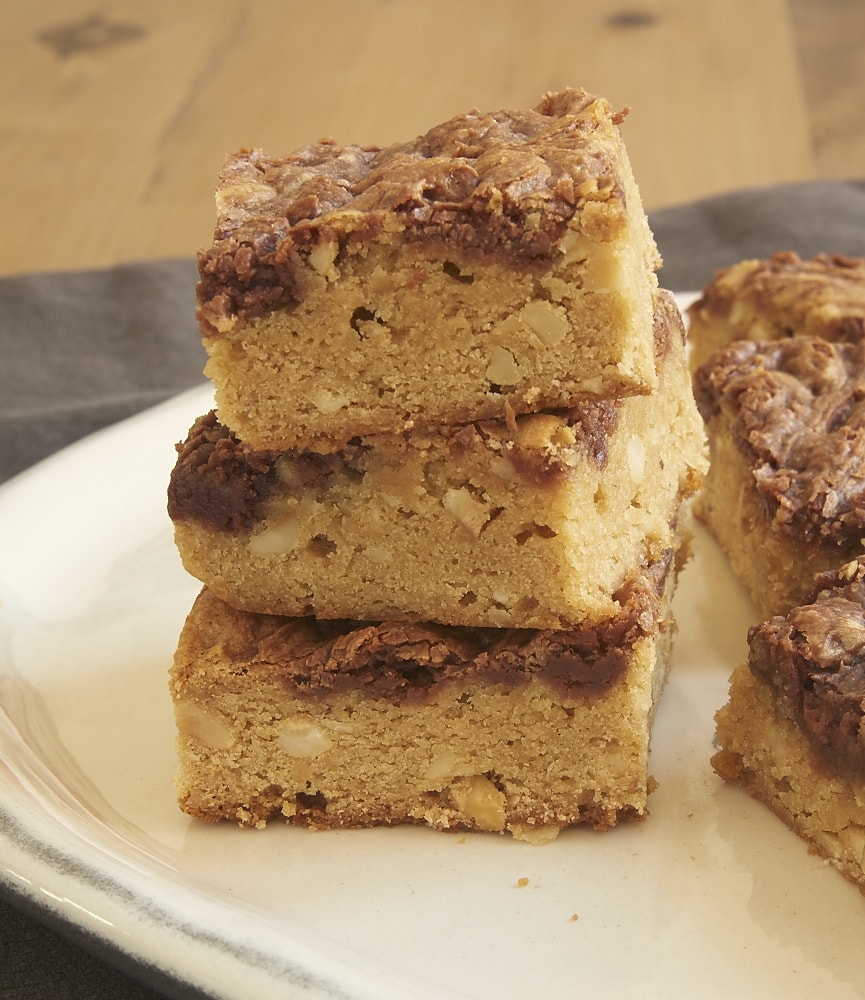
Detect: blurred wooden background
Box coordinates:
(1, 0, 863, 275)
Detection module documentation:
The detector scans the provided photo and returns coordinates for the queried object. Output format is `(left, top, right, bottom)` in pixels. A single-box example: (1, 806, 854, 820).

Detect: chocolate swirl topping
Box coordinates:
(167, 404, 620, 534)
(748, 556, 865, 777)
(167, 410, 282, 533)
(196, 89, 630, 331)
(689, 251, 865, 342)
(195, 550, 671, 704)
(694, 336, 865, 545)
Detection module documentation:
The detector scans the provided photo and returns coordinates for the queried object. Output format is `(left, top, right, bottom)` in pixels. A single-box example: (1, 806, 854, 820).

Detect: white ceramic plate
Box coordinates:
(1, 296, 864, 999)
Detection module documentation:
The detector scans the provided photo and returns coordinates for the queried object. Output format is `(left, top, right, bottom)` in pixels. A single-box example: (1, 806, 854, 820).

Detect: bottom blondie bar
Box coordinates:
(170, 554, 676, 841)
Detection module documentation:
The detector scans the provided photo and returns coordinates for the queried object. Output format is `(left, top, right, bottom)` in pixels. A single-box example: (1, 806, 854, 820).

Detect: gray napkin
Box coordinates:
(0, 258, 205, 483)
(651, 178, 865, 290)
(2, 179, 865, 1000)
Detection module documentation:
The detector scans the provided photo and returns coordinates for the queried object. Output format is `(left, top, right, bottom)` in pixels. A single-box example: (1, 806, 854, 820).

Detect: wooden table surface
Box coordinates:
(2, 0, 863, 276)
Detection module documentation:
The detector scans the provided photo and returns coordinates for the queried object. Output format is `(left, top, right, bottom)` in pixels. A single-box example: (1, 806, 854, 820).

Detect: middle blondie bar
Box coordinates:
(169, 290, 705, 629)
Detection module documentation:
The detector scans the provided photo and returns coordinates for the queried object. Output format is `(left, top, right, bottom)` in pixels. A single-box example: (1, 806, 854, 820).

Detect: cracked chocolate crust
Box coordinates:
(196, 89, 632, 332)
(687, 251, 865, 342)
(167, 410, 280, 534)
(167, 402, 621, 534)
(693, 335, 865, 544)
(748, 556, 865, 778)
(180, 553, 672, 704)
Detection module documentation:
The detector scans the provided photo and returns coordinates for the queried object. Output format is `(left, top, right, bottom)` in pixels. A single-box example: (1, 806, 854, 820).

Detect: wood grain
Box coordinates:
(789, 0, 865, 180)
(0, 0, 841, 274)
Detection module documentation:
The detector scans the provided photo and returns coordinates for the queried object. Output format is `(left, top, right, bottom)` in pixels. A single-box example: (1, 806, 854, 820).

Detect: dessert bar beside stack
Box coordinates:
(167, 88, 707, 841)
(713, 556, 865, 894)
(687, 250, 865, 371)
(689, 252, 865, 619)
(687, 251, 865, 893)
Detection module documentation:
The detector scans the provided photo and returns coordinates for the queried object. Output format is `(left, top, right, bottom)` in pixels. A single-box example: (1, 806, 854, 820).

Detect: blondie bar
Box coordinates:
(687, 251, 865, 371)
(169, 292, 705, 628)
(713, 556, 865, 894)
(196, 89, 660, 450)
(171, 553, 675, 840)
(693, 335, 865, 619)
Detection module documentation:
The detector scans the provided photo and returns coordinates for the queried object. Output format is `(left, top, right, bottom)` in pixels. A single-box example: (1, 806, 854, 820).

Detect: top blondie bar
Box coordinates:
(196, 89, 661, 450)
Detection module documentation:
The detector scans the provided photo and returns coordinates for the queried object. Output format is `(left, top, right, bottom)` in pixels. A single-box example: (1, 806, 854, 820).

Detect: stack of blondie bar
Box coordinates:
(166, 89, 707, 841)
